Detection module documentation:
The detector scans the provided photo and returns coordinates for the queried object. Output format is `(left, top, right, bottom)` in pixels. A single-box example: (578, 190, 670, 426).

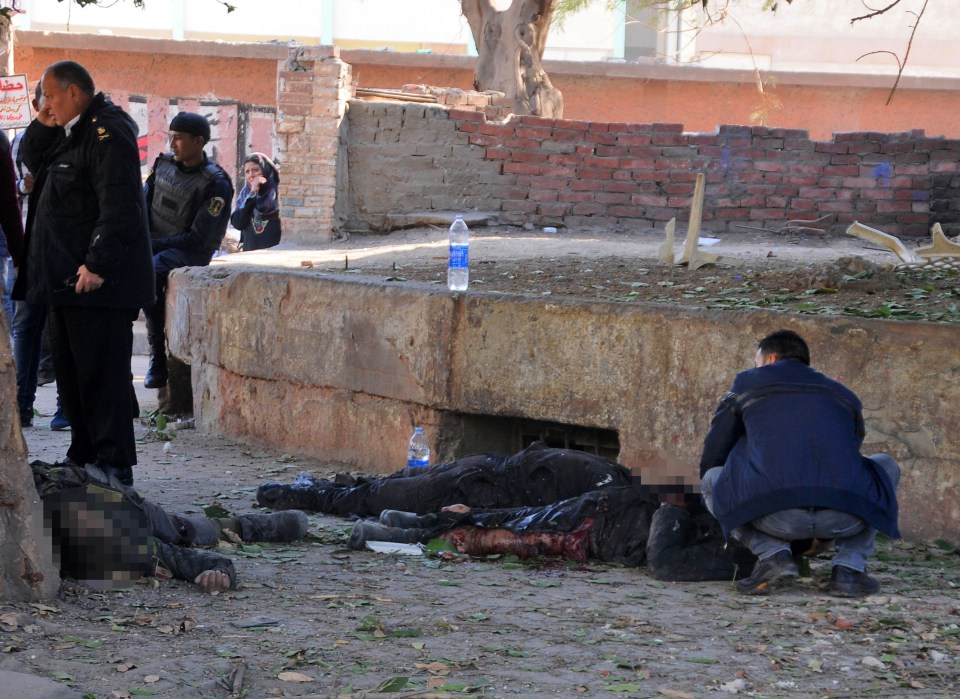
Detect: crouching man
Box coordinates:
(699, 329, 900, 597)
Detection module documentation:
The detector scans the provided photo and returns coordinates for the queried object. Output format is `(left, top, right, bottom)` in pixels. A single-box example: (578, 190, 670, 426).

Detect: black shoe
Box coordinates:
(238, 510, 309, 542)
(826, 565, 880, 598)
(144, 366, 168, 389)
(37, 371, 55, 387)
(256, 475, 332, 512)
(19, 411, 33, 428)
(99, 464, 134, 488)
(736, 550, 799, 595)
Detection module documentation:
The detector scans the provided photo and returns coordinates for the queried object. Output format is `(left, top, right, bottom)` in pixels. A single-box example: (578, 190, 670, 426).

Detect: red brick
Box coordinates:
(818, 201, 855, 212)
(553, 128, 588, 142)
(547, 154, 582, 167)
(840, 177, 878, 188)
(815, 143, 848, 154)
(608, 205, 645, 218)
(652, 123, 685, 133)
(582, 157, 620, 170)
(588, 122, 611, 133)
(656, 158, 693, 170)
(456, 121, 479, 134)
(645, 207, 680, 221)
(469, 134, 500, 147)
(663, 183, 694, 195)
(604, 181, 638, 194)
(631, 194, 668, 207)
(669, 171, 701, 183)
(501, 200, 538, 213)
(538, 203, 569, 217)
(571, 179, 604, 192)
(536, 177, 570, 191)
(587, 132, 618, 146)
(572, 203, 606, 215)
(449, 109, 485, 122)
(631, 170, 665, 182)
(575, 145, 593, 155)
(784, 175, 819, 187)
(503, 162, 542, 176)
(529, 189, 559, 202)
(876, 201, 912, 213)
(540, 165, 577, 178)
(505, 137, 542, 150)
(898, 212, 930, 223)
(517, 126, 553, 140)
(755, 161, 788, 173)
(651, 134, 689, 146)
(739, 195, 766, 207)
(860, 188, 894, 200)
(766, 196, 790, 208)
(789, 199, 816, 210)
(749, 209, 788, 220)
(559, 191, 595, 203)
(824, 165, 859, 177)
(555, 119, 590, 131)
(596, 146, 629, 157)
(577, 168, 614, 180)
(512, 150, 549, 164)
(518, 115, 554, 127)
(484, 147, 510, 160)
(617, 134, 652, 147)
(895, 165, 928, 175)
(596, 191, 631, 205)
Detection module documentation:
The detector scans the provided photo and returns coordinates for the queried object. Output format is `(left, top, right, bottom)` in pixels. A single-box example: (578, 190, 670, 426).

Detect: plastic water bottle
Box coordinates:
(406, 427, 430, 472)
(447, 215, 469, 291)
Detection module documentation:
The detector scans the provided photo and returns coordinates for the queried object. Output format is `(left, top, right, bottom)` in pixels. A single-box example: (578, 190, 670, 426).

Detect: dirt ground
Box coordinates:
(4, 227, 960, 699)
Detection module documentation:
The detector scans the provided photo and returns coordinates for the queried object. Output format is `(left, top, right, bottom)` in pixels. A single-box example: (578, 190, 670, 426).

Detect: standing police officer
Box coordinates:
(143, 112, 233, 389)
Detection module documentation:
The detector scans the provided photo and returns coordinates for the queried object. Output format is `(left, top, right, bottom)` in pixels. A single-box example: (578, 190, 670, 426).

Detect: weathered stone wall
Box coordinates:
(0, 320, 59, 601)
(343, 103, 960, 237)
(168, 266, 960, 542)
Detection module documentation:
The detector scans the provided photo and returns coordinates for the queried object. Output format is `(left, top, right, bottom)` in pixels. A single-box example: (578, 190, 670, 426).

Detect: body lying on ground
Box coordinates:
(33, 460, 309, 592)
(256, 441, 633, 516)
(347, 487, 759, 582)
(257, 440, 770, 581)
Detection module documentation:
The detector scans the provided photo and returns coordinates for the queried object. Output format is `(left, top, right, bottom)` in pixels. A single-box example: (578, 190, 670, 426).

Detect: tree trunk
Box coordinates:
(0, 323, 60, 601)
(461, 0, 563, 118)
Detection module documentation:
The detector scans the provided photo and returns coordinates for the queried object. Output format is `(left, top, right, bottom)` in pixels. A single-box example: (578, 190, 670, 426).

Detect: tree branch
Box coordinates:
(851, 0, 904, 24)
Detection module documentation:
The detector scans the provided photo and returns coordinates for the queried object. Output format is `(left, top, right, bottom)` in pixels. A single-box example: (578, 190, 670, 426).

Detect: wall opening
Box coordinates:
(436, 413, 620, 463)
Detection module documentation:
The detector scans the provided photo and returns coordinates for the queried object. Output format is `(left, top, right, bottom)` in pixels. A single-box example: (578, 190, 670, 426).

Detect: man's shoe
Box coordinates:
(348, 521, 423, 550)
(19, 411, 33, 428)
(143, 364, 168, 389)
(736, 550, 799, 595)
(826, 565, 880, 598)
(37, 370, 55, 386)
(50, 411, 70, 431)
(237, 510, 309, 542)
(379, 510, 425, 528)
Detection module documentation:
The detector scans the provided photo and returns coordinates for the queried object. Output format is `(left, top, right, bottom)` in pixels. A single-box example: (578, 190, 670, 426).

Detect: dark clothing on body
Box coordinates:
(257, 441, 633, 517)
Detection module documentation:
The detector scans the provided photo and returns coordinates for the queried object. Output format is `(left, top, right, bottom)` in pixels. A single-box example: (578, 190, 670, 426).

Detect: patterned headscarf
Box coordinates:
(235, 152, 280, 214)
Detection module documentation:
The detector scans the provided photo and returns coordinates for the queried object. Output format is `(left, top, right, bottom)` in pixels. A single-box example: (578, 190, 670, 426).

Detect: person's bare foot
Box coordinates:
(194, 570, 232, 592)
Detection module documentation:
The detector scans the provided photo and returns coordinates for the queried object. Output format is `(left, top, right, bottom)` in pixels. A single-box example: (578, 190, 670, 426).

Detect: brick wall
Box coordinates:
(275, 46, 354, 241)
(343, 104, 960, 238)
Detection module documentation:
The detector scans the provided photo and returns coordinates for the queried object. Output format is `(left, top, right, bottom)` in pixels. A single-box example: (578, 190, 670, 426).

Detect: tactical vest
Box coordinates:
(149, 154, 224, 241)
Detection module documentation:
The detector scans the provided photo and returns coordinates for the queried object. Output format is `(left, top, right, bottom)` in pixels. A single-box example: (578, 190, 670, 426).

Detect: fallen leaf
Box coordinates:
(277, 671, 313, 682)
(720, 678, 746, 693)
(862, 656, 886, 669)
(144, 675, 160, 683)
(0, 613, 19, 631)
(660, 690, 695, 699)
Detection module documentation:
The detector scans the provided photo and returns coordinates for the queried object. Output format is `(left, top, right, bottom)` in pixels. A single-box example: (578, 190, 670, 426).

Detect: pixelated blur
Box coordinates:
(42, 484, 153, 590)
(629, 447, 700, 496)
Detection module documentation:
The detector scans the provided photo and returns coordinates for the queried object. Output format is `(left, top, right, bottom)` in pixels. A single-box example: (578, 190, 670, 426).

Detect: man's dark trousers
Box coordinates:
(49, 306, 139, 471)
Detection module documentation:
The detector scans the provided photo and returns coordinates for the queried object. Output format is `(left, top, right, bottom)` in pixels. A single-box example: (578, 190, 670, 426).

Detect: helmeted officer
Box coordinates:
(143, 112, 233, 388)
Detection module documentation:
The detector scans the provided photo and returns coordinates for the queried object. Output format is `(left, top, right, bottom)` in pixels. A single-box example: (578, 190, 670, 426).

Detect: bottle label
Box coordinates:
(449, 244, 469, 269)
(407, 458, 429, 469)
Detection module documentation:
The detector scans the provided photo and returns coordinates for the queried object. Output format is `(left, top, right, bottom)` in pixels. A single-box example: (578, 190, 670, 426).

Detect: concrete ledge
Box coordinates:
(168, 264, 960, 542)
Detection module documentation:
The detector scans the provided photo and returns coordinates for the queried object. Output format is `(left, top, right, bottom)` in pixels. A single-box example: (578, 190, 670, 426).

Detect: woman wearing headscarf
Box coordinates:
(231, 152, 282, 251)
